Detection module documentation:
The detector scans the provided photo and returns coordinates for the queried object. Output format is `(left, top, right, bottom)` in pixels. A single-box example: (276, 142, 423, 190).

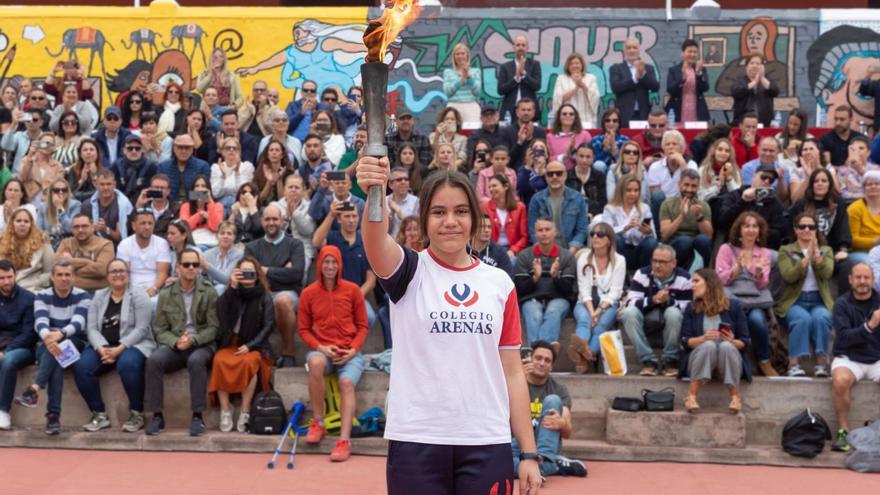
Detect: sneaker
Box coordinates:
(639, 362, 658, 376)
(45, 413, 60, 435)
(787, 365, 806, 377)
(15, 388, 38, 408)
(330, 439, 352, 462)
(832, 429, 850, 452)
(662, 360, 679, 377)
(122, 411, 145, 433)
(145, 415, 165, 436)
(276, 356, 297, 368)
(237, 412, 250, 433)
(83, 411, 111, 432)
(219, 410, 233, 433)
(814, 365, 830, 378)
(555, 456, 588, 477)
(0, 410, 11, 430)
(190, 416, 206, 437)
(306, 421, 325, 444)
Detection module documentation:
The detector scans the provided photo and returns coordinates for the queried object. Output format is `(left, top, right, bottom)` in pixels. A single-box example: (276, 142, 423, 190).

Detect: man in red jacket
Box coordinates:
(297, 245, 368, 462)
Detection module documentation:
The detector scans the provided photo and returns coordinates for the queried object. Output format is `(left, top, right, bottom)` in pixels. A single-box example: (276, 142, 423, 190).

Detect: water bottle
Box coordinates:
(387, 113, 397, 136)
(668, 108, 676, 126)
(771, 111, 781, 128)
(503, 111, 512, 127)
(859, 120, 867, 135)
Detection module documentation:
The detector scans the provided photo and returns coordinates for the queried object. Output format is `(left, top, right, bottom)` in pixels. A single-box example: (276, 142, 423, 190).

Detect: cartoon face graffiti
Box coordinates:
(745, 23, 768, 56)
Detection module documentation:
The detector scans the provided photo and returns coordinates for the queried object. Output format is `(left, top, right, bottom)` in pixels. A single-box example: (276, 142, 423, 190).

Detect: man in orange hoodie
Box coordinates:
(297, 245, 369, 462)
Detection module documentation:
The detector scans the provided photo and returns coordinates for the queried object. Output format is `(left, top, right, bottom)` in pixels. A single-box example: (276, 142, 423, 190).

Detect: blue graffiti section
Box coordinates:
(388, 79, 447, 113)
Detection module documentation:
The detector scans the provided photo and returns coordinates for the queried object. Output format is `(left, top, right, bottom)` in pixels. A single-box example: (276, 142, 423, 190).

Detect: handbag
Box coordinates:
(642, 387, 675, 412)
(724, 268, 774, 310)
(612, 397, 644, 412)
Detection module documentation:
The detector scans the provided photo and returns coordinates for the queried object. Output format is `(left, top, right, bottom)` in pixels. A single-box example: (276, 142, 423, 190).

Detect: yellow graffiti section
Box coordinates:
(0, 2, 370, 110)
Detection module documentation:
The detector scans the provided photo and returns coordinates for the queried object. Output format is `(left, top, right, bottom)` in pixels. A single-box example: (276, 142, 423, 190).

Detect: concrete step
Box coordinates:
(605, 409, 746, 448)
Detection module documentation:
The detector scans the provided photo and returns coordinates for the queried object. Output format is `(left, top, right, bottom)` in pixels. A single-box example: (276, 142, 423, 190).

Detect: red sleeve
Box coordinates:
(207, 202, 224, 232)
(350, 286, 369, 351)
(296, 289, 321, 350)
(499, 287, 522, 348)
(511, 203, 528, 253)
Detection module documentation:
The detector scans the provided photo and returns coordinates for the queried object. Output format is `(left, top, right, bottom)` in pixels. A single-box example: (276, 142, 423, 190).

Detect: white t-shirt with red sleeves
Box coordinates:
(378, 246, 522, 446)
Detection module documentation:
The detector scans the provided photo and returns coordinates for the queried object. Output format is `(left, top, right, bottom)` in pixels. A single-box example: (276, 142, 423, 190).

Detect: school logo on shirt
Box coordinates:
(443, 283, 479, 307)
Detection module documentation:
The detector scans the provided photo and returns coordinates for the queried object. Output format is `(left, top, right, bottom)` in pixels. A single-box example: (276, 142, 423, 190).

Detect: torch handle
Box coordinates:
(367, 184, 384, 223)
(360, 61, 390, 224)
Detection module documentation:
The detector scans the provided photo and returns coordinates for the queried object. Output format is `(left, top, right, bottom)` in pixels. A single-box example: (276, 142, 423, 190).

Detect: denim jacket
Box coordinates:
(527, 186, 589, 249)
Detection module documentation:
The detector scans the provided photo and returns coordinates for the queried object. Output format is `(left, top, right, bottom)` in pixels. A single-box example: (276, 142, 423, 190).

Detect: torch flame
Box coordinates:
(363, 0, 422, 63)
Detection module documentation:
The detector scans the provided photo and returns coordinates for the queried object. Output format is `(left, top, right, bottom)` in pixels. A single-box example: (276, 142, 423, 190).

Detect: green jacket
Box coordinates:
(774, 242, 835, 318)
(153, 278, 219, 349)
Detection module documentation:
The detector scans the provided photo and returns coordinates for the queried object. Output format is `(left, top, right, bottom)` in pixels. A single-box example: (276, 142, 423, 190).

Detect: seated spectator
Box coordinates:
(476, 146, 517, 204)
(689, 123, 731, 166)
(465, 104, 515, 165)
(178, 175, 223, 249)
(697, 137, 741, 206)
(647, 130, 699, 224)
(527, 161, 588, 253)
(836, 136, 878, 205)
(570, 223, 626, 374)
(515, 340, 586, 478)
(244, 205, 305, 368)
(741, 137, 791, 206)
(53, 110, 87, 169)
(273, 174, 315, 279)
(211, 256, 275, 433)
(591, 109, 628, 169)
(603, 175, 657, 269)
(137, 111, 172, 164)
(630, 107, 669, 168)
(619, 244, 692, 376)
(470, 212, 513, 276)
(295, 135, 329, 193)
(606, 141, 650, 205)
(790, 168, 852, 262)
(309, 173, 365, 230)
(427, 143, 460, 177)
(429, 107, 467, 168)
(659, 169, 713, 268)
(200, 221, 243, 294)
(820, 105, 866, 166)
(666, 40, 710, 124)
(776, 213, 835, 377)
(229, 182, 264, 244)
(847, 170, 880, 264)
(308, 110, 345, 168)
(442, 43, 482, 128)
(112, 134, 158, 205)
(502, 98, 547, 168)
(93, 106, 131, 166)
(566, 143, 606, 219)
(551, 53, 600, 129)
(775, 109, 813, 170)
(514, 217, 576, 346)
(385, 167, 419, 239)
(870, 245, 880, 293)
(680, 269, 750, 414)
(386, 107, 433, 169)
(0, 260, 36, 430)
(1, 107, 46, 174)
(731, 113, 759, 166)
(395, 142, 425, 196)
(53, 214, 114, 292)
(75, 259, 155, 432)
(199, 87, 227, 132)
(730, 53, 780, 126)
(299, 245, 369, 461)
(546, 104, 592, 170)
(515, 138, 549, 207)
(67, 138, 106, 204)
(15, 260, 90, 435)
(37, 179, 82, 250)
(121, 91, 151, 131)
(483, 174, 528, 262)
(144, 248, 218, 436)
(321, 88, 360, 145)
(258, 109, 302, 167)
(181, 109, 212, 163)
(49, 84, 97, 136)
(791, 138, 836, 204)
(116, 208, 171, 298)
(158, 134, 211, 204)
(829, 263, 880, 452)
(0, 208, 53, 291)
(19, 132, 65, 200)
(719, 163, 786, 250)
(395, 215, 423, 253)
(157, 81, 186, 136)
(166, 219, 200, 277)
(130, 174, 176, 239)
(715, 212, 775, 376)
(81, 169, 133, 244)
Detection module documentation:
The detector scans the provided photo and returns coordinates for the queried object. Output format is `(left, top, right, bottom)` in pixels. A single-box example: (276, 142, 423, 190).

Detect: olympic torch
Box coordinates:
(361, 0, 422, 222)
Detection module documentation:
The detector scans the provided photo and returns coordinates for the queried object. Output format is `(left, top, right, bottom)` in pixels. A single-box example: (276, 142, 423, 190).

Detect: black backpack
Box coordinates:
(782, 408, 832, 458)
(249, 390, 288, 435)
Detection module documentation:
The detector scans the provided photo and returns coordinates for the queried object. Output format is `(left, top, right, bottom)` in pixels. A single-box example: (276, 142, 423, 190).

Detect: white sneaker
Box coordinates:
(236, 412, 249, 433)
(0, 410, 11, 430)
(219, 410, 233, 432)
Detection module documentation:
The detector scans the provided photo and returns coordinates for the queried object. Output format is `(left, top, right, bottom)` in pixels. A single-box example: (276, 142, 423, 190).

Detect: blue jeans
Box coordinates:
(512, 394, 563, 477)
(616, 235, 657, 271)
(785, 291, 831, 359)
(365, 301, 377, 331)
(0, 347, 35, 412)
(35, 344, 66, 415)
(620, 306, 683, 364)
(747, 308, 770, 362)
(849, 251, 870, 264)
(521, 298, 570, 344)
(669, 234, 712, 270)
(573, 303, 619, 354)
(73, 346, 147, 413)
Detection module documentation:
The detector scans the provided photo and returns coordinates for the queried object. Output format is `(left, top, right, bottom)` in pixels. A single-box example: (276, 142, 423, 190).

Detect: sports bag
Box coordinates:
(249, 390, 288, 435)
(846, 420, 880, 473)
(781, 408, 831, 458)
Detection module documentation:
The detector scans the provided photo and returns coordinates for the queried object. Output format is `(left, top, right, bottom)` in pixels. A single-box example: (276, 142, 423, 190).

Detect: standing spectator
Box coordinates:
(19, 132, 65, 200)
(2, 108, 47, 174)
(75, 259, 155, 433)
(138, 111, 172, 164)
(178, 175, 223, 249)
(244, 205, 305, 368)
(791, 138, 834, 204)
(254, 139, 295, 204)
(497, 35, 541, 124)
(776, 213, 835, 377)
(731, 113, 760, 167)
(527, 161, 589, 253)
(570, 223, 626, 374)
(847, 170, 880, 263)
(258, 109, 302, 167)
(731, 53, 780, 126)
(484, 173, 528, 263)
(199, 221, 244, 294)
(0, 208, 53, 291)
(53, 214, 114, 291)
(0, 260, 36, 430)
(37, 179, 82, 250)
(286, 80, 328, 142)
(228, 182, 264, 244)
(610, 38, 660, 127)
(551, 53, 600, 129)
(443, 43, 482, 128)
(144, 248, 218, 436)
(619, 244, 692, 376)
(385, 108, 432, 169)
(547, 104, 592, 170)
(630, 108, 669, 168)
(298, 245, 369, 461)
(719, 163, 786, 250)
(385, 167, 419, 239)
(197, 48, 244, 110)
(111, 135, 157, 205)
(158, 134, 211, 203)
(157, 82, 186, 136)
(603, 175, 657, 269)
(606, 141, 650, 205)
(566, 143, 606, 218)
(211, 256, 275, 433)
(44, 60, 93, 102)
(591, 109, 629, 169)
(476, 146, 517, 203)
(515, 217, 577, 346)
(129, 174, 176, 239)
(659, 169, 713, 269)
(49, 85, 97, 136)
(81, 169, 133, 243)
(465, 104, 514, 165)
(93, 106, 131, 166)
(680, 269, 751, 414)
(116, 208, 171, 298)
(829, 263, 880, 452)
(666, 40, 710, 124)
(820, 105, 866, 166)
(470, 212, 513, 277)
(0, 179, 37, 232)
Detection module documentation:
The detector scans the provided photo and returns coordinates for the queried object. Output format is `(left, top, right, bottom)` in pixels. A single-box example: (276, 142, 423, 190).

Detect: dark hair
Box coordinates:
(851, 135, 870, 148)
(804, 168, 839, 216)
(303, 133, 322, 144)
(396, 142, 424, 195)
(681, 39, 699, 51)
(435, 106, 462, 132)
(489, 174, 517, 212)
(0, 259, 16, 274)
(95, 168, 116, 181)
(186, 108, 208, 134)
(73, 138, 105, 180)
(551, 104, 583, 134)
(799, 137, 828, 166)
(311, 109, 340, 134)
(728, 211, 768, 248)
(516, 97, 536, 110)
(140, 111, 159, 125)
(418, 171, 482, 242)
(27, 108, 47, 122)
(534, 215, 555, 227)
(235, 181, 259, 202)
(236, 255, 271, 292)
(531, 339, 557, 361)
(72, 213, 92, 223)
(151, 173, 170, 187)
(106, 257, 129, 274)
(692, 268, 730, 317)
(321, 87, 338, 99)
(122, 90, 150, 127)
(600, 108, 622, 134)
(57, 109, 80, 137)
(220, 109, 238, 121)
(740, 112, 759, 123)
(187, 175, 213, 213)
(178, 247, 201, 264)
(792, 212, 827, 246)
(168, 219, 195, 251)
(491, 145, 509, 157)
(132, 208, 155, 221)
(779, 109, 809, 148)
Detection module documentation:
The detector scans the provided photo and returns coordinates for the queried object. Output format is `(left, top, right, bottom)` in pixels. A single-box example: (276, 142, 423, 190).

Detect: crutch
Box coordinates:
(267, 402, 308, 469)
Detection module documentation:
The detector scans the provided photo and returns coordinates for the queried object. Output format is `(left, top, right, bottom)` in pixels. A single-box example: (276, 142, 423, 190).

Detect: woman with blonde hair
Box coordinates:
(442, 43, 482, 127)
(551, 53, 600, 128)
(197, 48, 244, 110)
(698, 137, 741, 203)
(426, 143, 458, 179)
(606, 141, 649, 204)
(602, 174, 656, 268)
(429, 107, 467, 167)
(0, 208, 54, 290)
(19, 132, 65, 201)
(37, 178, 82, 250)
(394, 215, 422, 252)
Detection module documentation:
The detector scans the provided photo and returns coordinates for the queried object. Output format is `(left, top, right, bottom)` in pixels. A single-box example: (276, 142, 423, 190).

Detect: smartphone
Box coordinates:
(641, 217, 652, 226)
(532, 148, 546, 158)
(146, 189, 163, 199)
(719, 323, 733, 338)
(326, 171, 346, 182)
(19, 113, 33, 123)
(188, 191, 208, 201)
(520, 347, 533, 361)
(64, 60, 77, 70)
(241, 270, 257, 280)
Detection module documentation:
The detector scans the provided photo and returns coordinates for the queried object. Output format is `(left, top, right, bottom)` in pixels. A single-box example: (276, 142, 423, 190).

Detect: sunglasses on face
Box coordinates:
(105, 115, 120, 121)
(302, 88, 316, 94)
(30, 96, 46, 101)
(51, 188, 67, 194)
(62, 120, 78, 125)
(130, 100, 143, 104)
(125, 146, 142, 152)
(546, 170, 565, 178)
(560, 112, 575, 117)
(796, 224, 817, 231)
(622, 149, 639, 155)
(590, 231, 608, 238)
(757, 174, 774, 182)
(649, 123, 666, 128)
(180, 262, 200, 269)
(323, 98, 337, 103)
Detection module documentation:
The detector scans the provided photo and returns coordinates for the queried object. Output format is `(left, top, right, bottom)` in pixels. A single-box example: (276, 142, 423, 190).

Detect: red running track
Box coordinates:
(0, 448, 875, 495)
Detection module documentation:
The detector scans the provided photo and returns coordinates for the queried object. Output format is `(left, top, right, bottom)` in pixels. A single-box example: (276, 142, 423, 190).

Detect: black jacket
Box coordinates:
(832, 290, 880, 364)
(497, 58, 542, 123)
(217, 287, 275, 353)
(731, 76, 780, 126)
(679, 299, 752, 383)
(665, 62, 710, 122)
(92, 127, 132, 165)
(788, 200, 852, 252)
(719, 187, 785, 249)
(565, 167, 606, 217)
(609, 62, 660, 127)
(0, 285, 36, 351)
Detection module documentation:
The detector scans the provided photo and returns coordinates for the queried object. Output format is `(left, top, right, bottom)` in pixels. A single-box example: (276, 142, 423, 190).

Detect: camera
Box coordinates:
(146, 189, 163, 199)
(36, 141, 52, 150)
(326, 171, 346, 182)
(339, 201, 355, 212)
(754, 187, 773, 202)
(532, 148, 546, 159)
(241, 270, 257, 281)
(520, 347, 533, 361)
(188, 191, 209, 201)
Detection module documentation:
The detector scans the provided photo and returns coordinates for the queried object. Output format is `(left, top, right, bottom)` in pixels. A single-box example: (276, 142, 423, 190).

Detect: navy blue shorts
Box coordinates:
(386, 440, 515, 495)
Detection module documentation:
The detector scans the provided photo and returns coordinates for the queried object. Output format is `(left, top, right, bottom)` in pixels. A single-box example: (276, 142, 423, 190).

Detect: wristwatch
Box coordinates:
(519, 452, 541, 461)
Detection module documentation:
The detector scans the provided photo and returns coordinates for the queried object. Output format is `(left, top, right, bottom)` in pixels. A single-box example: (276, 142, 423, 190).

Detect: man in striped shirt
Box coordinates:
(14, 260, 91, 435)
(619, 244, 692, 377)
